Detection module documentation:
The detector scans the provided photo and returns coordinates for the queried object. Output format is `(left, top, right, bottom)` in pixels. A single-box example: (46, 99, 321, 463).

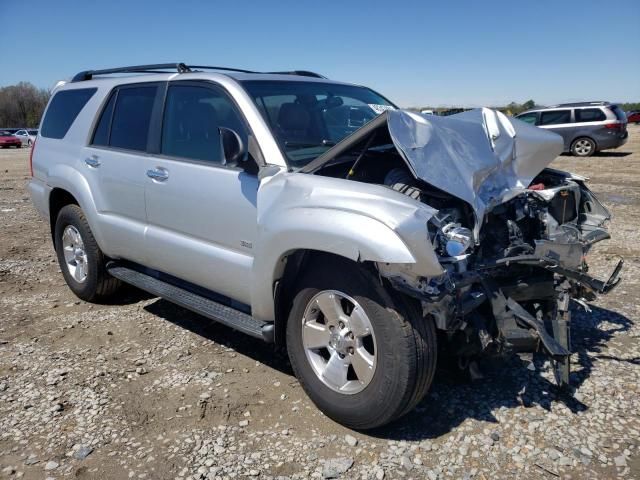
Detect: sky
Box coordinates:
(1, 0, 638, 108)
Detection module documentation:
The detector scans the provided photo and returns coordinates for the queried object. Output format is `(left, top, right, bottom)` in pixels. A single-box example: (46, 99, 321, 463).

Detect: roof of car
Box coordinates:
(518, 102, 616, 115)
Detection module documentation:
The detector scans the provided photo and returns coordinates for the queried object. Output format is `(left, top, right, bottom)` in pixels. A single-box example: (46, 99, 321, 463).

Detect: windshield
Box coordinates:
(242, 80, 395, 168)
(0, 131, 14, 136)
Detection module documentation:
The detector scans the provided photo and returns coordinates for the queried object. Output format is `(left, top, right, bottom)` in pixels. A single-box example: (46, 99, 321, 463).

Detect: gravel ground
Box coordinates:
(1, 127, 639, 480)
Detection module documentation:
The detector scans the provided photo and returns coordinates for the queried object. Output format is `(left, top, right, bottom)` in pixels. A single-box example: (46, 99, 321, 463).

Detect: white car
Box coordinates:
(14, 129, 38, 147)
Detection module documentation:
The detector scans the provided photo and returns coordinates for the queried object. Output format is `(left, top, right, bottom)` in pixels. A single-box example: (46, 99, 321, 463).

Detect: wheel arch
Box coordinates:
(272, 249, 378, 347)
(571, 135, 598, 152)
(44, 164, 107, 252)
(49, 188, 79, 242)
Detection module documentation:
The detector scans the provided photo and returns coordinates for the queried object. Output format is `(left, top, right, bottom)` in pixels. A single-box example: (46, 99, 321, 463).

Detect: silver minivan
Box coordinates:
(516, 102, 628, 157)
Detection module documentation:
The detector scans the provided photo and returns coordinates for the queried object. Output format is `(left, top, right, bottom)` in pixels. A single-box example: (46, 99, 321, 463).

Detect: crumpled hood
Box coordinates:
(387, 109, 564, 233)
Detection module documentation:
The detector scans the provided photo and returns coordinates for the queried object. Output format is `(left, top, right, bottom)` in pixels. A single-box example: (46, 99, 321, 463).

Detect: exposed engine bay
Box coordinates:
(303, 108, 623, 386)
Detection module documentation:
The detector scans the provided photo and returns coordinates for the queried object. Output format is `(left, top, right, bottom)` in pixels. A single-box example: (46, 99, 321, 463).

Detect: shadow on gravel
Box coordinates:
(368, 303, 634, 441)
(141, 297, 632, 441)
(143, 298, 293, 375)
(103, 284, 155, 305)
(560, 151, 632, 158)
(591, 151, 632, 158)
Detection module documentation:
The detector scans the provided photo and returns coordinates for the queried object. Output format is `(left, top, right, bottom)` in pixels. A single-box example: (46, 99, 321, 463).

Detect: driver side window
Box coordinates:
(161, 84, 247, 166)
(517, 112, 538, 125)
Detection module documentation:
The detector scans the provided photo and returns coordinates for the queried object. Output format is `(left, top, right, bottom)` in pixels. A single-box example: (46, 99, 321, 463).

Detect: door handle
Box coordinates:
(146, 167, 169, 182)
(84, 156, 101, 168)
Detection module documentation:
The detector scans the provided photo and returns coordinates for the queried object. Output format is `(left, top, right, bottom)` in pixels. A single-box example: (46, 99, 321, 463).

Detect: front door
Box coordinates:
(144, 81, 258, 305)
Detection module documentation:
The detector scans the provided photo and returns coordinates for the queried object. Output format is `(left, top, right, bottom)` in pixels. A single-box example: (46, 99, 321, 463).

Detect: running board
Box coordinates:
(107, 264, 274, 342)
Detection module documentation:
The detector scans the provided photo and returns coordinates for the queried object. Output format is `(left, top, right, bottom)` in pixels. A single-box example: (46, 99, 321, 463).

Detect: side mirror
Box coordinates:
(219, 127, 246, 165)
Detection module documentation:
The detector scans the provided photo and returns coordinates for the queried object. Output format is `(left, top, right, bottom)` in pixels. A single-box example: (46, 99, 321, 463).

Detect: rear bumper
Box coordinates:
(27, 177, 51, 222)
(597, 131, 628, 150)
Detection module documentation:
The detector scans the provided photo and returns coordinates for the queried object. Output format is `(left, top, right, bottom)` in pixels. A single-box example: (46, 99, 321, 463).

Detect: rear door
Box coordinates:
(538, 109, 573, 150)
(82, 83, 163, 264)
(143, 81, 258, 305)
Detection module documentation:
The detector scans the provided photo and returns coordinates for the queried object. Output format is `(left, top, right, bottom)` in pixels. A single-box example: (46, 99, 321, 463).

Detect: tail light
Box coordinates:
(29, 138, 36, 177)
(604, 122, 622, 130)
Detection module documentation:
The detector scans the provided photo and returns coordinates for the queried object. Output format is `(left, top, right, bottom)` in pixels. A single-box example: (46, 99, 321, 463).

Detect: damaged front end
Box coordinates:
(305, 108, 623, 387)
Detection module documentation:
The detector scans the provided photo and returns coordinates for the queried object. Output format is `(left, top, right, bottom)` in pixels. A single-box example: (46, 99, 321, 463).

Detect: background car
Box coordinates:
(0, 130, 22, 148)
(626, 111, 640, 124)
(516, 102, 628, 157)
(13, 129, 37, 147)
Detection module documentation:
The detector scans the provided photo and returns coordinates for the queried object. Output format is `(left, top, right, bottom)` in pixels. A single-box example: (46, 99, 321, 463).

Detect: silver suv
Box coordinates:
(516, 102, 628, 157)
(28, 64, 623, 429)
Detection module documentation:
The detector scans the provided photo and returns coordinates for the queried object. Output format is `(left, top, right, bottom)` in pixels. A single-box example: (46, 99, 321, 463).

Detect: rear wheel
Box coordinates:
(571, 137, 596, 157)
(286, 257, 437, 429)
(27, 140, 32, 147)
(54, 204, 121, 302)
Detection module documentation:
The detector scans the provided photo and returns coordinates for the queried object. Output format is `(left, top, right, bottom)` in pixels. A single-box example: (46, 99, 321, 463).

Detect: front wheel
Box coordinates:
(571, 137, 596, 157)
(286, 258, 437, 429)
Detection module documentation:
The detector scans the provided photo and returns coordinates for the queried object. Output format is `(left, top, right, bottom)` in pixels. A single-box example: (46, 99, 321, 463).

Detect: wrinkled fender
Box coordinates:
(250, 171, 444, 321)
(44, 163, 106, 250)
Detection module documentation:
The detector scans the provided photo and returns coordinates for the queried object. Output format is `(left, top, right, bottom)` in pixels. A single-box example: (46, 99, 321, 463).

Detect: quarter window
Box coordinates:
(41, 88, 96, 139)
(575, 108, 606, 122)
(161, 84, 247, 165)
(109, 86, 158, 151)
(539, 110, 571, 126)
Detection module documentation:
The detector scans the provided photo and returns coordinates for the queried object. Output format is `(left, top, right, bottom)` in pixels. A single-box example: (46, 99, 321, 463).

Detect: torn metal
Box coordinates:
(303, 107, 623, 387)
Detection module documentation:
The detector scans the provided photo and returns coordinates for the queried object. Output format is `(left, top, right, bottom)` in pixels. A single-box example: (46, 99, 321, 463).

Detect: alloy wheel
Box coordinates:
(62, 225, 88, 283)
(301, 290, 377, 394)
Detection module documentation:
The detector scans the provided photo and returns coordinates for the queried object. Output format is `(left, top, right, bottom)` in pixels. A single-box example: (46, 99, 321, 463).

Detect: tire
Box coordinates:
(571, 137, 596, 157)
(27, 140, 32, 147)
(54, 204, 121, 302)
(286, 257, 437, 429)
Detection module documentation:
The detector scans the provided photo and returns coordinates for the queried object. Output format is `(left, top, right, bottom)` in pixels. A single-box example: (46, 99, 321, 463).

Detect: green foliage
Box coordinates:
(0, 82, 50, 128)
(619, 102, 640, 112)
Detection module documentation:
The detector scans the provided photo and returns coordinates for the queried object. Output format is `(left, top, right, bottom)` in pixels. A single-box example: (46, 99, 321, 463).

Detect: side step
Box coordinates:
(107, 264, 274, 342)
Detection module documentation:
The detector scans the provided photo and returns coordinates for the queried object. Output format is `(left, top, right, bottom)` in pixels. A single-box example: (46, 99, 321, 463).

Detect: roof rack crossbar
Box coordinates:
(71, 63, 327, 82)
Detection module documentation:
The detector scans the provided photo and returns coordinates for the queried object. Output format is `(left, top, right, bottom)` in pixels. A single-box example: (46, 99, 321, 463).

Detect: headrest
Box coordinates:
(278, 103, 311, 131)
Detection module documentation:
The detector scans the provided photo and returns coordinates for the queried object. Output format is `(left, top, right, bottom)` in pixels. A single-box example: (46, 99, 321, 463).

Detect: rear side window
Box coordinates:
(109, 86, 158, 151)
(92, 92, 117, 146)
(610, 105, 627, 122)
(539, 110, 571, 126)
(575, 108, 606, 122)
(41, 88, 96, 139)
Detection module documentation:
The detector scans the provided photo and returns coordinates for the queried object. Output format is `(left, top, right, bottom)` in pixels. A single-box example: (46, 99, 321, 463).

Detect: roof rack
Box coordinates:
(550, 101, 610, 108)
(71, 63, 326, 82)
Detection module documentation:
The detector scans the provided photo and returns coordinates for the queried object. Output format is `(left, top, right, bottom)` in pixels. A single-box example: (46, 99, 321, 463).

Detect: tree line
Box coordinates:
(1, 81, 638, 129)
(0, 82, 50, 128)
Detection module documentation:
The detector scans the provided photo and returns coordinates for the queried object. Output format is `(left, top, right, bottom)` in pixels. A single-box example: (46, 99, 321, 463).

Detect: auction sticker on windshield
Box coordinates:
(369, 104, 396, 114)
